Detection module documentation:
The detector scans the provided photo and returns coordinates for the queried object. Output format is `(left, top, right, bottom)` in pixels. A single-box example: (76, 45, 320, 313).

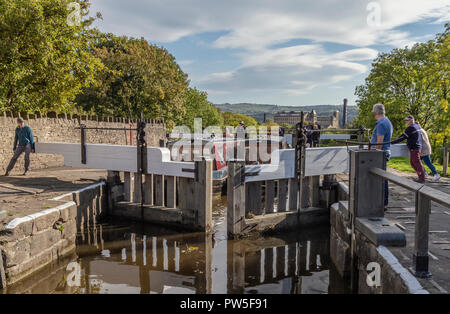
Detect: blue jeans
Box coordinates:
(421, 155, 438, 175)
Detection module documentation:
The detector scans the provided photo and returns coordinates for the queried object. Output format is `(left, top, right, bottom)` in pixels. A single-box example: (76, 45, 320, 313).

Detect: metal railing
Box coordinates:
(369, 167, 450, 278)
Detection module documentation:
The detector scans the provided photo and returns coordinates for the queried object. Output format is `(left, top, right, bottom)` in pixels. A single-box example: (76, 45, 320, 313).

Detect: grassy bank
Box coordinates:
(388, 157, 446, 175)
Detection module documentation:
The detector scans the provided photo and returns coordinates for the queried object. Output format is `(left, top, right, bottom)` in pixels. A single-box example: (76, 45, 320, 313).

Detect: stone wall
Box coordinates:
(330, 199, 428, 294)
(0, 182, 107, 287)
(0, 111, 166, 173)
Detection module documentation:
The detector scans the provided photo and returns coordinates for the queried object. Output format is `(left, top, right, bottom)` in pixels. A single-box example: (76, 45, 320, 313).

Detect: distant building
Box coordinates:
(274, 110, 339, 128)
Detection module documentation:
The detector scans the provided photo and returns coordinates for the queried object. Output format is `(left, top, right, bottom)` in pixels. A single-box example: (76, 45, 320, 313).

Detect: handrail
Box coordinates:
(367, 166, 450, 278)
(369, 167, 450, 208)
(369, 168, 423, 192)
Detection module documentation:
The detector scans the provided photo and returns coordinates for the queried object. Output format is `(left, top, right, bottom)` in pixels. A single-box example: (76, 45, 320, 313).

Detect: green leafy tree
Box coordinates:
(0, 0, 102, 112)
(355, 24, 449, 162)
(180, 87, 224, 130)
(75, 32, 189, 129)
(222, 111, 258, 127)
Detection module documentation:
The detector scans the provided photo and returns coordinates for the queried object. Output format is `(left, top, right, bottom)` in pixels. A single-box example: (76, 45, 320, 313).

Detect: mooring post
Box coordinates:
(227, 160, 246, 238)
(196, 158, 213, 232)
(414, 191, 432, 278)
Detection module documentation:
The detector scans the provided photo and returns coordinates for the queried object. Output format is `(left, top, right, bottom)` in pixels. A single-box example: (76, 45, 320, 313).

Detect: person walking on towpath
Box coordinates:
(391, 115, 426, 183)
(370, 103, 393, 210)
(417, 122, 441, 182)
(4, 117, 35, 176)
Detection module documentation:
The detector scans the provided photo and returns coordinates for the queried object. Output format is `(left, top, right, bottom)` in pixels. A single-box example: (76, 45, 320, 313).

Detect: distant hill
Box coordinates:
(214, 103, 358, 123)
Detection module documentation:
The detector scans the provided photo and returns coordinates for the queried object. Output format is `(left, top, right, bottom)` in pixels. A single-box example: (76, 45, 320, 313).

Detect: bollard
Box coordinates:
(349, 150, 386, 218)
(413, 191, 432, 278)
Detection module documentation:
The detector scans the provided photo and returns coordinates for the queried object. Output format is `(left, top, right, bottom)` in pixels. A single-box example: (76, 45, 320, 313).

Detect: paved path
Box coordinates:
(339, 169, 450, 294)
(0, 167, 107, 229)
(384, 169, 450, 294)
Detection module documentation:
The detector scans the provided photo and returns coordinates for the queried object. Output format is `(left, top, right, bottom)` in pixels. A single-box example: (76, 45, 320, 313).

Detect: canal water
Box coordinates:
(5, 197, 349, 294)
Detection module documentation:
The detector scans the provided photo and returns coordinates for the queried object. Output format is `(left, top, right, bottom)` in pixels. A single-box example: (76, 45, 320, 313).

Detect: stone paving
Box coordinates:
(339, 168, 450, 294)
(385, 169, 450, 294)
(0, 167, 107, 229)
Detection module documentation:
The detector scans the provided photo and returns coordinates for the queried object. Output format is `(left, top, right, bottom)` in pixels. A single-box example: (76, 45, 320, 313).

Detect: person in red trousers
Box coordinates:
(392, 115, 425, 183)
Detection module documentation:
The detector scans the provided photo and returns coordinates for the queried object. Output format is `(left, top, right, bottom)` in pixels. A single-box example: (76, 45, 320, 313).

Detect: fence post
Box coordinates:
(414, 191, 432, 278)
(124, 172, 134, 202)
(196, 158, 213, 232)
(443, 147, 448, 177)
(227, 160, 246, 238)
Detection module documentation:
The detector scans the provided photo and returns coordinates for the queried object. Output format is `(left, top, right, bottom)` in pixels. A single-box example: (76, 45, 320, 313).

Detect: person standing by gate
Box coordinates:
(417, 122, 441, 182)
(312, 121, 321, 147)
(370, 104, 393, 210)
(392, 115, 425, 183)
(4, 117, 35, 176)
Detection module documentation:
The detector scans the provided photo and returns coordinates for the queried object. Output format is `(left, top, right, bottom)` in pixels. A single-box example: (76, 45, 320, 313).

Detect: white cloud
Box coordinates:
(91, 0, 450, 48)
(197, 44, 374, 95)
(89, 0, 450, 103)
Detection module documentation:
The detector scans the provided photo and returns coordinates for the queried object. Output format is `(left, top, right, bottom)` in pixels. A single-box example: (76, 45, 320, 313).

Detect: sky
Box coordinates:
(88, 0, 450, 107)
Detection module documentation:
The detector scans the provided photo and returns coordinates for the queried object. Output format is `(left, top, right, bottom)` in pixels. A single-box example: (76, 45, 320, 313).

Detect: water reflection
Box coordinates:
(3, 195, 350, 294)
(6, 218, 338, 294)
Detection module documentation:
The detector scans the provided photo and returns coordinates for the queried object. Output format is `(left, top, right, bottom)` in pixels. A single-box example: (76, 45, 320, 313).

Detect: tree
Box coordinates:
(0, 0, 102, 112)
(222, 111, 258, 127)
(75, 32, 189, 129)
(355, 43, 440, 131)
(180, 87, 223, 131)
(354, 24, 449, 161)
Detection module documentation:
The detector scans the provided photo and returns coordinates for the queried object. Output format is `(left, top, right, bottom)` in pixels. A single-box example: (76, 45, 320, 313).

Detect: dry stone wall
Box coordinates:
(0, 111, 166, 173)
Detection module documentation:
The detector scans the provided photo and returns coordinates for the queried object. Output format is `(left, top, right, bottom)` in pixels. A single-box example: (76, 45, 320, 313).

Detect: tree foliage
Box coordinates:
(75, 32, 189, 129)
(355, 24, 449, 159)
(0, 0, 102, 112)
(179, 87, 224, 130)
(222, 111, 258, 127)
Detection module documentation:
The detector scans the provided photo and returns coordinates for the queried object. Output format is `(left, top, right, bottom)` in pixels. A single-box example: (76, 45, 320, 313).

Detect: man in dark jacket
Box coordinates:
(391, 115, 425, 183)
(311, 122, 321, 147)
(4, 118, 35, 176)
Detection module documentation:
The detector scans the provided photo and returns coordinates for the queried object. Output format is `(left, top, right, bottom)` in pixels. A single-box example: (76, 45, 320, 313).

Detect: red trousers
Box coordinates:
(410, 149, 425, 181)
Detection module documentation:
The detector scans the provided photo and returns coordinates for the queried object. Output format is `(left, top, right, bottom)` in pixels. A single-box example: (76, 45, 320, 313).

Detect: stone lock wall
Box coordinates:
(330, 198, 428, 294)
(0, 183, 107, 287)
(0, 111, 166, 173)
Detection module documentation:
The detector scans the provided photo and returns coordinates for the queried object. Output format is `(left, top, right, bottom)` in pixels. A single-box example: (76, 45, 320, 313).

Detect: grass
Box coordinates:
(388, 157, 446, 175)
